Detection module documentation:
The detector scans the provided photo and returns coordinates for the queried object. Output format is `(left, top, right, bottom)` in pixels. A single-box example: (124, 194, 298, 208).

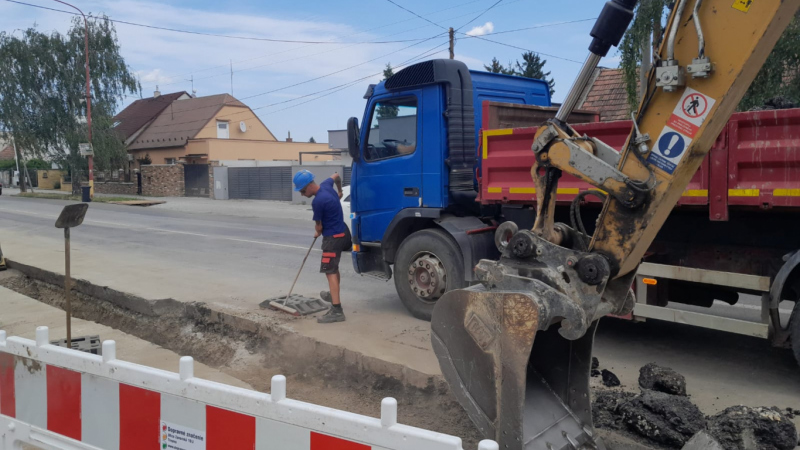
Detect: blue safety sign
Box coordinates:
(647, 127, 691, 174)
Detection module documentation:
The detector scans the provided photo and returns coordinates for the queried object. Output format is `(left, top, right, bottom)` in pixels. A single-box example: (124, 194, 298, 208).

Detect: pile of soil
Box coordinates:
(639, 363, 687, 396)
(593, 390, 636, 430)
(592, 360, 799, 449)
(707, 406, 798, 450)
(618, 390, 705, 448)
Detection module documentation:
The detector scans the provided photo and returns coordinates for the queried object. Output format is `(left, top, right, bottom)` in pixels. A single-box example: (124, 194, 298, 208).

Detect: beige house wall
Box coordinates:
(194, 106, 277, 141)
(37, 170, 65, 190)
(129, 139, 331, 166)
(185, 139, 333, 162)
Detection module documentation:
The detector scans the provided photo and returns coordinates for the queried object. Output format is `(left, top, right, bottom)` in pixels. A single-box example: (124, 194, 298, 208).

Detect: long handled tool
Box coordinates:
(280, 236, 316, 305)
(262, 237, 328, 316)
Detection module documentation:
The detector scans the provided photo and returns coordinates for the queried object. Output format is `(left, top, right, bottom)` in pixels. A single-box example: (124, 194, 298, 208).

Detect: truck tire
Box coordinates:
(394, 229, 466, 321)
(791, 301, 800, 367)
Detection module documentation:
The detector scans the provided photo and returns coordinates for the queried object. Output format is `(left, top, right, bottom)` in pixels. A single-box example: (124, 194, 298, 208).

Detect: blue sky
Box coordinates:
(0, 0, 622, 143)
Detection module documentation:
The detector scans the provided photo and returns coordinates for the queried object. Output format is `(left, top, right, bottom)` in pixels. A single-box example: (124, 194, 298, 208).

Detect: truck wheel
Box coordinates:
(791, 301, 800, 367)
(394, 229, 466, 321)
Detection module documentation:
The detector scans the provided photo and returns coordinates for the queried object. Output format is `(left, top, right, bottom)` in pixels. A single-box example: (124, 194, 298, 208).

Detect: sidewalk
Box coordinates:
(0, 271, 251, 390)
(3, 186, 314, 221)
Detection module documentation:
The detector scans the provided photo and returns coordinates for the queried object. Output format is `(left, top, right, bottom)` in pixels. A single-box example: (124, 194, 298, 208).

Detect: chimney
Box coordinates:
(286, 131, 293, 143)
(154, 86, 161, 98)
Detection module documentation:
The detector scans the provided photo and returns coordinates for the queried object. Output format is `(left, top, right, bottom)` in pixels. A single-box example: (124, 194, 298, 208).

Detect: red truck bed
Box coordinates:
(478, 104, 800, 220)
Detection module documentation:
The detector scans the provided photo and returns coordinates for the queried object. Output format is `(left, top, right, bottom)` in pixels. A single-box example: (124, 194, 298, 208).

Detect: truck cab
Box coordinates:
(346, 59, 552, 319)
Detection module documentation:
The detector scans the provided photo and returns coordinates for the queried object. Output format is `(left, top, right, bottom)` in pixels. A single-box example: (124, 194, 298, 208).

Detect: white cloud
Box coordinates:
(136, 69, 172, 88)
(466, 22, 494, 37)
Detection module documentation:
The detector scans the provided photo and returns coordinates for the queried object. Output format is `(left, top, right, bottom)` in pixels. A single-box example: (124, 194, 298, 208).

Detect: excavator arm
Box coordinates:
(431, 1, 800, 449)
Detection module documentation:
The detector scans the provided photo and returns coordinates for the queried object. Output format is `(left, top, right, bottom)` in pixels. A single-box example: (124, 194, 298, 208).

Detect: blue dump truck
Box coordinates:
(345, 59, 585, 320)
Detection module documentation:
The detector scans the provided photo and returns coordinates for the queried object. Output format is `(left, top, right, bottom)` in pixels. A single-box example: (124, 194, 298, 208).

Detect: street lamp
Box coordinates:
(53, 0, 93, 198)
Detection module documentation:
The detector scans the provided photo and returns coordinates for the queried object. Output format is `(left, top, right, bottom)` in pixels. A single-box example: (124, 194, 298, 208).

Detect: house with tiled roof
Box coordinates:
(577, 68, 636, 122)
(117, 92, 330, 167)
(114, 91, 192, 145)
(0, 145, 14, 161)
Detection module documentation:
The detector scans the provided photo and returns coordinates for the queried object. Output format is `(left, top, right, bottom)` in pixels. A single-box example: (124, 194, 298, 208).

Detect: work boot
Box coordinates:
(317, 305, 345, 323)
(320, 290, 332, 303)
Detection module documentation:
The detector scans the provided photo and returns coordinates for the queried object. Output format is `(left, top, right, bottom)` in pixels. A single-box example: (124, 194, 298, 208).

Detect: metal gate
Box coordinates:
(184, 164, 210, 197)
(213, 166, 229, 200)
(228, 167, 292, 201)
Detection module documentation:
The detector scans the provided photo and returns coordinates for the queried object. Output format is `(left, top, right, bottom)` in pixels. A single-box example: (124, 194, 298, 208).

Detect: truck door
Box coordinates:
(355, 93, 422, 242)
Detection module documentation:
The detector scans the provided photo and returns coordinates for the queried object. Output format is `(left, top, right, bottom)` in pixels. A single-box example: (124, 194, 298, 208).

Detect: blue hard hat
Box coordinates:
(293, 170, 315, 191)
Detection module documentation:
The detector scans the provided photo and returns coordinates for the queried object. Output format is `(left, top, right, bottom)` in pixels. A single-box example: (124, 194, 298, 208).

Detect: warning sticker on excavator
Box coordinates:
(732, 0, 753, 13)
(666, 88, 716, 138)
(647, 126, 692, 174)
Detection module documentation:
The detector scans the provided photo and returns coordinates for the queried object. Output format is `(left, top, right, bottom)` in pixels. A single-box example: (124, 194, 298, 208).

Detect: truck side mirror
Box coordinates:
(347, 117, 360, 161)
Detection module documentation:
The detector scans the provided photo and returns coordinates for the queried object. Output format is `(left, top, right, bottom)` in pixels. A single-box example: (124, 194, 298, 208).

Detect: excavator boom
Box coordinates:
(431, 0, 800, 449)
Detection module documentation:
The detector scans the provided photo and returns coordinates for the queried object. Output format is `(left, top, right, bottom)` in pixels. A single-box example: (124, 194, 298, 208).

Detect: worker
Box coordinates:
(294, 169, 351, 324)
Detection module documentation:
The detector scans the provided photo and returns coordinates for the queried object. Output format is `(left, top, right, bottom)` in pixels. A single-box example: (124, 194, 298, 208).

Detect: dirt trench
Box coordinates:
(0, 272, 483, 448)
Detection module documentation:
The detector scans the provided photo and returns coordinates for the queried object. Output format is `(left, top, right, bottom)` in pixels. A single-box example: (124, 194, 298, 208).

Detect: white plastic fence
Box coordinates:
(0, 327, 498, 450)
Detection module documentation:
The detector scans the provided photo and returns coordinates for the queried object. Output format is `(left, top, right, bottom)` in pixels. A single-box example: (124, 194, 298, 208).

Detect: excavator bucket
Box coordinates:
(431, 284, 600, 450)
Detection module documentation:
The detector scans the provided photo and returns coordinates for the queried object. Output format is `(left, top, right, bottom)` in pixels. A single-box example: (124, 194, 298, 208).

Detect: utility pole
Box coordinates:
(449, 27, 455, 59)
(12, 138, 24, 193)
(230, 60, 233, 96)
(54, 0, 93, 198)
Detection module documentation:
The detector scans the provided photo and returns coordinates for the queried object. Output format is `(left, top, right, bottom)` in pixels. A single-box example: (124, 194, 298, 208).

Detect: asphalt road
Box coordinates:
(1, 193, 798, 426)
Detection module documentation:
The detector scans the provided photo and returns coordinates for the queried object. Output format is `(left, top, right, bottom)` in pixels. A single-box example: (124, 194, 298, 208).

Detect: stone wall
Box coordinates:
(94, 181, 137, 196)
(141, 164, 184, 197)
(208, 161, 218, 200)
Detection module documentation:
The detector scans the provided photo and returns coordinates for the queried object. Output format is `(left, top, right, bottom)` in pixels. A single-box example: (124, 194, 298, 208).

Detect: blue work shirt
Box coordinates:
(312, 178, 346, 236)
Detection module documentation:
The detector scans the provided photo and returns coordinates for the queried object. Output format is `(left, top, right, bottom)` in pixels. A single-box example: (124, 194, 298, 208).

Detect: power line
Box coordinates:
(455, 0, 503, 32)
(459, 32, 585, 64)
(135, 36, 448, 133)
(136, 0, 492, 90)
(134, 0, 527, 93)
(130, 40, 450, 137)
(3, 0, 435, 44)
(380, 0, 584, 65)
(476, 18, 597, 36)
(383, 0, 449, 31)
(262, 42, 451, 116)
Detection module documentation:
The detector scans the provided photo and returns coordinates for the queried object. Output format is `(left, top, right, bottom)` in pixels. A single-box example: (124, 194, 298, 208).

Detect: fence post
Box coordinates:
(102, 341, 116, 362)
(478, 440, 500, 450)
(179, 356, 194, 380)
(381, 398, 397, 427)
(35, 326, 49, 347)
(271, 375, 286, 402)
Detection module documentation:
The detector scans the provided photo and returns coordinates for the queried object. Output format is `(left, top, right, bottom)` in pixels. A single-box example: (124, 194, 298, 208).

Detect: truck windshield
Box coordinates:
(365, 97, 417, 161)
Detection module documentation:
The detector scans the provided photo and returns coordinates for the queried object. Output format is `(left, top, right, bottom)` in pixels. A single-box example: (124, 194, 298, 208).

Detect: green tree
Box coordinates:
(484, 57, 512, 74)
(620, 2, 800, 111)
(0, 16, 140, 179)
(309, 137, 316, 143)
(512, 52, 555, 96)
(377, 63, 398, 119)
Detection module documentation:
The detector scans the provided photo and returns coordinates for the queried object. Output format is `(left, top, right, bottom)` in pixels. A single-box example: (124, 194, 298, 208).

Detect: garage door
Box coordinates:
(228, 167, 292, 201)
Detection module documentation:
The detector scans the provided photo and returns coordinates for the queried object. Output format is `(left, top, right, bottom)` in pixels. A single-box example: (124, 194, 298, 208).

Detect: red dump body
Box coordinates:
(478, 103, 800, 220)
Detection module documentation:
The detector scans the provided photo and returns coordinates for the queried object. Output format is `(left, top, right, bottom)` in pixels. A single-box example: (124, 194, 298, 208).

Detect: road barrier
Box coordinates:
(0, 327, 498, 450)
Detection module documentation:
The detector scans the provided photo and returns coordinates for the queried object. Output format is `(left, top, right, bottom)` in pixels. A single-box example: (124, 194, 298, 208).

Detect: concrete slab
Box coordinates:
(0, 281, 252, 390)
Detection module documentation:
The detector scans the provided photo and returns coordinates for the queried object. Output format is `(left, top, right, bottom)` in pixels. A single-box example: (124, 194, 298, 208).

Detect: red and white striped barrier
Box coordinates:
(0, 327, 498, 450)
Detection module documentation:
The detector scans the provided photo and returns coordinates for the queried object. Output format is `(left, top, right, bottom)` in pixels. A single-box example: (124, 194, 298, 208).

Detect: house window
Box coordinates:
(217, 121, 229, 139)
(165, 158, 176, 165)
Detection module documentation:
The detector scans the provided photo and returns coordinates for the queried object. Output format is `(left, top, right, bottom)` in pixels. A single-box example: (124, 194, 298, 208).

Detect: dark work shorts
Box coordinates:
(320, 227, 352, 274)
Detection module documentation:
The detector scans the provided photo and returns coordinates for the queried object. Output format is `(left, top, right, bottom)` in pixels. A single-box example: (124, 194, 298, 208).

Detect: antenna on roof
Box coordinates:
(154, 85, 161, 98)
